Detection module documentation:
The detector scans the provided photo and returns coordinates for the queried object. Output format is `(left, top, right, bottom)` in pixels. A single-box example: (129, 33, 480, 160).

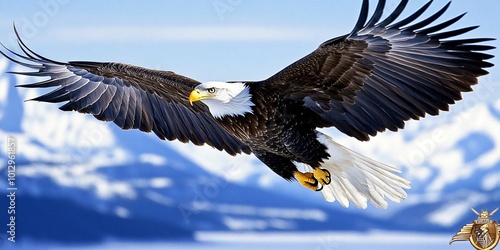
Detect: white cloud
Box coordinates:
(0, 78, 8, 105)
(18, 163, 136, 199)
(184, 202, 327, 222)
(222, 217, 294, 231)
(129, 177, 172, 189)
(56, 25, 327, 43)
(427, 150, 466, 191)
(195, 231, 452, 244)
(115, 206, 130, 219)
(21, 100, 116, 150)
(424, 104, 500, 192)
(482, 173, 500, 191)
(0, 58, 7, 73)
(145, 191, 175, 207)
(427, 192, 488, 227)
(139, 153, 168, 166)
(166, 140, 265, 182)
(150, 177, 171, 188)
(0, 59, 10, 119)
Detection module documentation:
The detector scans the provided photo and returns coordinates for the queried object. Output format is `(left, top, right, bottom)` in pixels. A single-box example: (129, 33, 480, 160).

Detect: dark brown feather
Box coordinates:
(261, 0, 495, 141)
(2, 37, 251, 155)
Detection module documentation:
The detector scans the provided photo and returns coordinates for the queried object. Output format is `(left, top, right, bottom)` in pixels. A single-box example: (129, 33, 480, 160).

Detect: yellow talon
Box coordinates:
(313, 168, 331, 186)
(294, 171, 322, 191)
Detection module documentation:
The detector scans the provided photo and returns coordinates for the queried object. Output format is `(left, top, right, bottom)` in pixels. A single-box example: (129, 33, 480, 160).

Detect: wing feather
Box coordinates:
(387, 0, 432, 29)
(2, 34, 250, 155)
(376, 0, 408, 27)
(263, 0, 494, 141)
(403, 2, 450, 31)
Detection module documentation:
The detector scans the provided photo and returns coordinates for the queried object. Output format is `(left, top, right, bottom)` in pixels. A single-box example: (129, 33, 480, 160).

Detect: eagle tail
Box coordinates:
(306, 132, 410, 209)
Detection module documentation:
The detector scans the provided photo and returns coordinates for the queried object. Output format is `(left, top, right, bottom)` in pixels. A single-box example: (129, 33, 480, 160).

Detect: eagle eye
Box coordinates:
(207, 87, 216, 94)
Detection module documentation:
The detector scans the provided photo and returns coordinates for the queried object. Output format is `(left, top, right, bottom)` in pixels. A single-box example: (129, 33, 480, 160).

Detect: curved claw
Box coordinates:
(294, 171, 324, 192)
(315, 182, 324, 191)
(314, 168, 331, 186)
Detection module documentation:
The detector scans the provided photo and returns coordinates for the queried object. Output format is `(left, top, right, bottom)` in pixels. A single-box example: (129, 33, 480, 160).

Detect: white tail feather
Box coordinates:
(305, 132, 410, 209)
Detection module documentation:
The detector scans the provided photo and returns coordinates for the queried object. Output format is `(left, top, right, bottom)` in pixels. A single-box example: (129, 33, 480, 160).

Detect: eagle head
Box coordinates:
(189, 81, 254, 119)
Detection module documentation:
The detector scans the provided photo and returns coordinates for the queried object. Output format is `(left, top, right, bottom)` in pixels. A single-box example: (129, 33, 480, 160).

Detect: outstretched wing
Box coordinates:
(263, 0, 495, 141)
(450, 223, 473, 244)
(1, 32, 251, 156)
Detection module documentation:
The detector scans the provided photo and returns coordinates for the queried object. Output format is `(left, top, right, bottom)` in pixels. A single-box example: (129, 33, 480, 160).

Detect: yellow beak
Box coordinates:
(189, 89, 203, 106)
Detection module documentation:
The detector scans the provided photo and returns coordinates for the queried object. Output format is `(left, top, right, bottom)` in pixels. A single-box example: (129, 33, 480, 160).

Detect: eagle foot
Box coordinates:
(294, 171, 323, 191)
(313, 168, 331, 186)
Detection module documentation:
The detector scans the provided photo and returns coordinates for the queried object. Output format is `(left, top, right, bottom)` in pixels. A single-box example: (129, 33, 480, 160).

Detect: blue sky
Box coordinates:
(1, 0, 498, 86)
(0, 1, 499, 247)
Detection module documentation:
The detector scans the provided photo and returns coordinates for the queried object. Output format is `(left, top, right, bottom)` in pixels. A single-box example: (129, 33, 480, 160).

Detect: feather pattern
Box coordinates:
(0, 30, 251, 156)
(263, 0, 495, 141)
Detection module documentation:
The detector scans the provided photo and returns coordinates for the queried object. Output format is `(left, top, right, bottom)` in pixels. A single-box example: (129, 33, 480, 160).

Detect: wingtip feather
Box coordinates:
(349, 0, 370, 37)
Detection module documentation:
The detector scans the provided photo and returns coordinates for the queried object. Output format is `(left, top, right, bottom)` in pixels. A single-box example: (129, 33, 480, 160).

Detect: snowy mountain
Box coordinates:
(0, 57, 499, 246)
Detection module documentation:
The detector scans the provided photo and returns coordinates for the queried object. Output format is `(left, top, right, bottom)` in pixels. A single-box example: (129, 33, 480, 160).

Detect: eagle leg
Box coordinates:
(313, 168, 331, 186)
(294, 171, 323, 191)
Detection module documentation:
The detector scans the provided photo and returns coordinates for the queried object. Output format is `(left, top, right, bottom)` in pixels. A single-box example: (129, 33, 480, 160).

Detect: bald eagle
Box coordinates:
(1, 0, 494, 209)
